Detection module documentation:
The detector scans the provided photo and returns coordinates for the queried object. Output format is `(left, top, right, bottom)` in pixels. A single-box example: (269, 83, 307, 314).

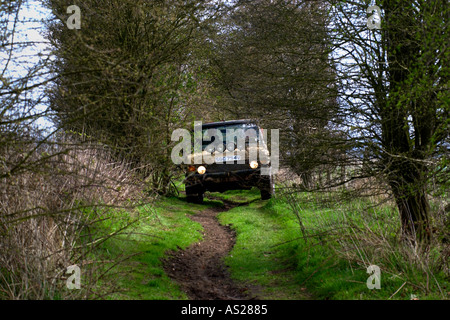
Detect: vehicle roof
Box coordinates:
(201, 119, 259, 129)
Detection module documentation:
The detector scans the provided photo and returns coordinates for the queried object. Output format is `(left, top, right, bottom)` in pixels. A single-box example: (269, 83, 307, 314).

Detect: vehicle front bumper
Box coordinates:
(185, 168, 264, 193)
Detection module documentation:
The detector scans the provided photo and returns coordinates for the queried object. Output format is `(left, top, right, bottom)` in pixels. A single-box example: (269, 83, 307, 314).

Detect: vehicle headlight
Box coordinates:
(250, 161, 258, 169)
(197, 166, 206, 174)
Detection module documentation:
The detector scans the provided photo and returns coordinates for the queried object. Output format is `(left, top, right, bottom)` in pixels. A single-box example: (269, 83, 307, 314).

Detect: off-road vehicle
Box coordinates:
(184, 120, 274, 203)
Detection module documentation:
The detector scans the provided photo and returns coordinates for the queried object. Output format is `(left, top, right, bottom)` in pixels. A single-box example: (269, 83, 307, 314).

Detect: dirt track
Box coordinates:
(163, 200, 256, 300)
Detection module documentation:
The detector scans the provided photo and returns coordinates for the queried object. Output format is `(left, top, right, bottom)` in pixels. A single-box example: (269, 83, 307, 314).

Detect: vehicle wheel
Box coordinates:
(186, 187, 204, 204)
(259, 176, 274, 200)
(260, 189, 272, 200)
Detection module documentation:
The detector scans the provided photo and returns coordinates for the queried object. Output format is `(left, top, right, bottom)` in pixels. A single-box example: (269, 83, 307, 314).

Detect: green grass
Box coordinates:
(216, 190, 312, 299)
(291, 194, 449, 300)
(207, 188, 262, 204)
(215, 190, 449, 300)
(88, 186, 448, 300)
(95, 195, 222, 299)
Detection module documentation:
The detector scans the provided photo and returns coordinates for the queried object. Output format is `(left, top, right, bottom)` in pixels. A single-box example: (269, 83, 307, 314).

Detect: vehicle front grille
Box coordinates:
(205, 163, 251, 173)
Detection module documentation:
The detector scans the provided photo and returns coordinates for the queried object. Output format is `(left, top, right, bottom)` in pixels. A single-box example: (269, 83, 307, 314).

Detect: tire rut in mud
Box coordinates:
(163, 200, 256, 300)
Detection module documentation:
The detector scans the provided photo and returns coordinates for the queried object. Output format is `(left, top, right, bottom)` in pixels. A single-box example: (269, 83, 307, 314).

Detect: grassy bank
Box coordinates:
(92, 187, 448, 300)
(95, 196, 222, 299)
(216, 189, 449, 300)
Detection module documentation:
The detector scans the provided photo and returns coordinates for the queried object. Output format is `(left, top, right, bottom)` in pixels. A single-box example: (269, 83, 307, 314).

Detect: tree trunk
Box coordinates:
(300, 171, 312, 190)
(380, 1, 433, 245)
(392, 186, 431, 245)
(387, 159, 431, 244)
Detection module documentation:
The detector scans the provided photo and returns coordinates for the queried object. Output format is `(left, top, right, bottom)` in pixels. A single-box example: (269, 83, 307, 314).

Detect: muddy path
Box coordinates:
(163, 199, 257, 300)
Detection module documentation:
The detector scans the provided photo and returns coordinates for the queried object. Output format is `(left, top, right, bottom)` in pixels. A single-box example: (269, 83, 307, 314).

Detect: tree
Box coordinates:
(329, 0, 449, 244)
(46, 0, 213, 193)
(207, 0, 339, 186)
(211, 0, 449, 245)
(1, 1, 151, 298)
(1, 0, 56, 178)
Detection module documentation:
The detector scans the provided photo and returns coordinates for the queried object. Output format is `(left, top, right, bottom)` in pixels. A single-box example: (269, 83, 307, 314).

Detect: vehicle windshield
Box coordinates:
(201, 123, 260, 151)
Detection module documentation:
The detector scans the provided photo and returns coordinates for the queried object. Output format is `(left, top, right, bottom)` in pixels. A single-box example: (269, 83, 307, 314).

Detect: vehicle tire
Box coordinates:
(186, 195, 203, 204)
(259, 175, 274, 200)
(186, 187, 204, 204)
